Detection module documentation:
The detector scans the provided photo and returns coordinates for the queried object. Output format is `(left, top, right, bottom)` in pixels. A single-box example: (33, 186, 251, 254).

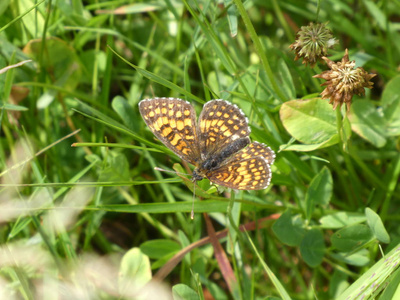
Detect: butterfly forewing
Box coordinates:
(139, 98, 200, 165)
(198, 100, 251, 160)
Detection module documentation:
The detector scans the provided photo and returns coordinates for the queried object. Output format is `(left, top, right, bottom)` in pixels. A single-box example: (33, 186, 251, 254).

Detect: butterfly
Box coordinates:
(139, 98, 275, 217)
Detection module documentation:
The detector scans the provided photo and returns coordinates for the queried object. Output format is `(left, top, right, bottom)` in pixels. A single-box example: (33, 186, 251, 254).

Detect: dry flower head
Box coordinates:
(313, 49, 376, 111)
(289, 22, 337, 67)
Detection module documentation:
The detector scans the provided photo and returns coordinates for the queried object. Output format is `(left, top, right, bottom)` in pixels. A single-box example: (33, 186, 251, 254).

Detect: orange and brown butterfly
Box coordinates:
(139, 98, 275, 214)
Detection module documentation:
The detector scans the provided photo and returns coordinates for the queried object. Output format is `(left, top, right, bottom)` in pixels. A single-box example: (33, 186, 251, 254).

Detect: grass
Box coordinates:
(1, 0, 400, 299)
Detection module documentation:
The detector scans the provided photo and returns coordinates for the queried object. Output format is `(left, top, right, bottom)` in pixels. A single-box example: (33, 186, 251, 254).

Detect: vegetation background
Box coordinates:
(1, 0, 400, 299)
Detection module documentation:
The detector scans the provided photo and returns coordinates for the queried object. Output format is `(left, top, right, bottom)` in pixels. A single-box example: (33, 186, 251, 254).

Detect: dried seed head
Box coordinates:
(289, 22, 337, 67)
(313, 49, 376, 111)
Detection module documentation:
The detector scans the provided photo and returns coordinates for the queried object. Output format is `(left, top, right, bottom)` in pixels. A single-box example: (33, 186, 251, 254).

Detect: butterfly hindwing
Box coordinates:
(207, 156, 272, 190)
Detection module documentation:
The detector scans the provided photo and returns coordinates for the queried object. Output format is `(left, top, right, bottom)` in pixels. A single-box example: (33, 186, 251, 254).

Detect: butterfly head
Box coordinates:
(192, 168, 205, 183)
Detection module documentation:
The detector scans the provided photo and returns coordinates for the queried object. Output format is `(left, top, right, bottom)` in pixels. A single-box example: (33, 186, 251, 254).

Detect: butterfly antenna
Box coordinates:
(191, 182, 196, 220)
(154, 167, 190, 176)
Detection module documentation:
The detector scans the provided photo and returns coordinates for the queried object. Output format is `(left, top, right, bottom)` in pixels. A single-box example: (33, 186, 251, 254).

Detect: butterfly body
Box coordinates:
(139, 98, 275, 190)
(193, 136, 250, 180)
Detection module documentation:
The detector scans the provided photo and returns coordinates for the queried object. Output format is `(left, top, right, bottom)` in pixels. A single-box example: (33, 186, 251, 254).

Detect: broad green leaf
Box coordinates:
(119, 248, 151, 291)
(320, 212, 366, 229)
(24, 37, 82, 96)
(279, 135, 338, 152)
(348, 100, 386, 147)
(112, 96, 139, 131)
(280, 98, 337, 146)
(172, 284, 199, 300)
(381, 75, 400, 136)
(331, 249, 370, 267)
(365, 208, 390, 244)
(331, 224, 373, 252)
(305, 167, 332, 220)
(140, 239, 181, 259)
(272, 210, 306, 247)
(329, 270, 349, 299)
(98, 151, 130, 182)
(17, 0, 45, 37)
(300, 229, 325, 267)
(152, 252, 179, 269)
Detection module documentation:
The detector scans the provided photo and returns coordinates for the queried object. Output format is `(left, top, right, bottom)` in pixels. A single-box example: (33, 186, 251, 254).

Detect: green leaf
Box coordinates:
(305, 166, 332, 220)
(365, 207, 390, 244)
(329, 270, 349, 299)
(0, 0, 11, 15)
(331, 249, 370, 267)
(152, 251, 179, 270)
(331, 224, 373, 252)
(140, 239, 181, 259)
(320, 212, 366, 229)
(300, 229, 325, 267)
(119, 248, 151, 291)
(280, 98, 337, 146)
(275, 57, 296, 100)
(279, 136, 338, 152)
(348, 100, 387, 147)
(112, 95, 139, 131)
(381, 75, 400, 136)
(24, 37, 82, 103)
(98, 151, 130, 182)
(224, 0, 238, 37)
(272, 210, 306, 247)
(172, 284, 200, 300)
